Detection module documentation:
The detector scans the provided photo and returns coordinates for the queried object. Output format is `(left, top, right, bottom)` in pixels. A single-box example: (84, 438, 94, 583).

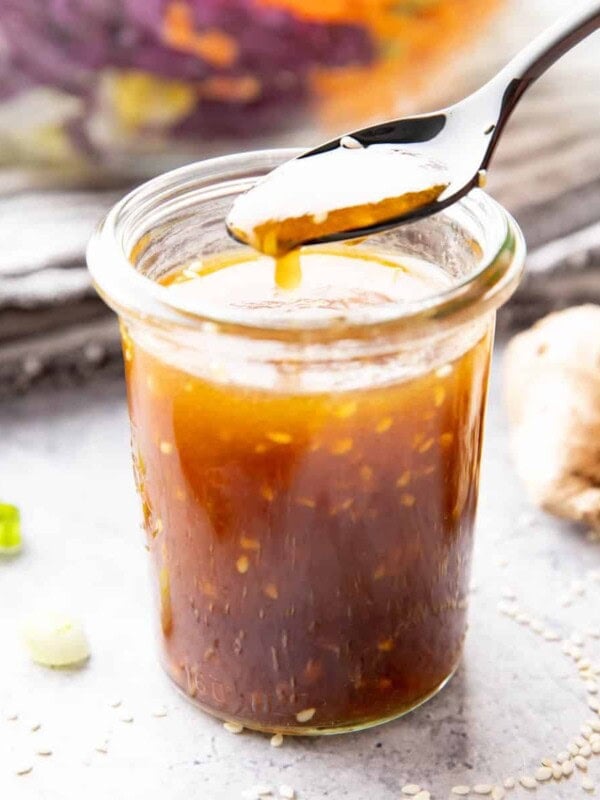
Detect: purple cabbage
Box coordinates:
(0, 0, 375, 160)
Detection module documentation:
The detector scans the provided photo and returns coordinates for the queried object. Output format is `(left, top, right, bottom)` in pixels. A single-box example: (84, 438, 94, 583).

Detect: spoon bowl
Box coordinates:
(227, 3, 599, 254)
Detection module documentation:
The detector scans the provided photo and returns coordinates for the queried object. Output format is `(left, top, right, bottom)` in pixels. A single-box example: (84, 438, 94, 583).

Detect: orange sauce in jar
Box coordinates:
(124, 246, 492, 733)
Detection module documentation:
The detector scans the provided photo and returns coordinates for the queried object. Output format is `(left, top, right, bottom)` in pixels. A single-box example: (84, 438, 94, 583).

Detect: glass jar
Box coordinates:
(1, 0, 504, 177)
(87, 149, 525, 734)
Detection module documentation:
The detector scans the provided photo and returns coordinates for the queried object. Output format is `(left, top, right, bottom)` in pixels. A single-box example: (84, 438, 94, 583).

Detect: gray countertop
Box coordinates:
(1, 338, 599, 800)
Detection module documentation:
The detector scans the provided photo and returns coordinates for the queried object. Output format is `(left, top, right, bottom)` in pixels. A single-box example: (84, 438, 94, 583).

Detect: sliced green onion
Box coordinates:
(23, 612, 90, 667)
(0, 503, 22, 554)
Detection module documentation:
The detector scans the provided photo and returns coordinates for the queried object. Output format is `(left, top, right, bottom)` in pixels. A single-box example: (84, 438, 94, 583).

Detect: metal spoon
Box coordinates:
(227, 3, 599, 254)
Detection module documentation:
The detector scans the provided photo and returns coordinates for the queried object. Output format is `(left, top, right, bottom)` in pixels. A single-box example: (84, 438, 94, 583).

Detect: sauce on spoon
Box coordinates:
(226, 140, 449, 289)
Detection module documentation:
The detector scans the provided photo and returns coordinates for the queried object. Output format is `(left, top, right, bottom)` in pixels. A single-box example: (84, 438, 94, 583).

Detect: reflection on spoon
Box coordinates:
(227, 4, 600, 257)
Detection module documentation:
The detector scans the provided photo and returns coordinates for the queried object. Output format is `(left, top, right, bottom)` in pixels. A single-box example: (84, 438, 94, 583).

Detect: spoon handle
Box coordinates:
(498, 2, 600, 90)
(479, 2, 600, 168)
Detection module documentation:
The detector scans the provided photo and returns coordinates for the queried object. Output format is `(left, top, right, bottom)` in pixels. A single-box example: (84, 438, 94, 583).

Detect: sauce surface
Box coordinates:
(124, 248, 492, 732)
(162, 247, 452, 322)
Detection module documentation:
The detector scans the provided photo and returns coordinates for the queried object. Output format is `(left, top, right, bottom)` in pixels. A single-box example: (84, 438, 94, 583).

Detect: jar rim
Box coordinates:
(87, 148, 526, 343)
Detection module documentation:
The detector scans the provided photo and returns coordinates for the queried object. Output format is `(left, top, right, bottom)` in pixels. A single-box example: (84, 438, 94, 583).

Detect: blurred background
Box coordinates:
(0, 6, 599, 798)
(0, 0, 598, 394)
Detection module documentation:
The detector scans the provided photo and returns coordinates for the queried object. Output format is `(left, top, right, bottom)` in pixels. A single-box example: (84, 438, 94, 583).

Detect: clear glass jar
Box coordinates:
(87, 150, 525, 734)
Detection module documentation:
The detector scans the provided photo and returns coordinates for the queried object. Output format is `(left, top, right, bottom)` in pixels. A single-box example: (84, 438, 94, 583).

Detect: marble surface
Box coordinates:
(1, 338, 600, 800)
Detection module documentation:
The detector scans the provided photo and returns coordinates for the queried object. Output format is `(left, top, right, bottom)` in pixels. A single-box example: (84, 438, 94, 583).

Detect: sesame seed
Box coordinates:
(335, 401, 357, 419)
(236, 555, 250, 574)
(530, 620, 544, 634)
(503, 778, 515, 789)
(295, 708, 316, 723)
(340, 135, 363, 149)
(579, 659, 592, 671)
(400, 493, 416, 507)
(95, 744, 108, 754)
(574, 756, 588, 771)
(434, 386, 446, 407)
(30, 722, 41, 732)
(152, 707, 168, 718)
(15, 764, 33, 776)
(516, 613, 530, 625)
(473, 785, 494, 795)
(501, 588, 517, 600)
(588, 697, 600, 712)
(497, 602, 516, 616)
(417, 438, 435, 453)
(592, 720, 600, 732)
(6, 712, 18, 721)
(159, 440, 173, 455)
(492, 788, 505, 800)
(586, 681, 598, 694)
(296, 497, 316, 509)
(451, 786, 470, 795)
(572, 580, 586, 595)
(575, 736, 587, 747)
(562, 761, 574, 777)
(270, 733, 284, 748)
(580, 743, 592, 757)
(253, 785, 273, 796)
(592, 740, 600, 754)
(435, 364, 453, 377)
(109, 699, 122, 708)
(279, 786, 295, 799)
(582, 777, 595, 793)
(331, 438, 353, 455)
(260, 485, 275, 502)
(396, 469, 410, 489)
(36, 746, 52, 756)
(240, 536, 261, 552)
(266, 432, 293, 445)
(414, 793, 430, 800)
(223, 721, 243, 734)
(587, 628, 600, 639)
(568, 743, 580, 756)
(119, 715, 134, 723)
(535, 767, 552, 781)
(543, 630, 560, 641)
(558, 752, 570, 763)
(519, 776, 537, 790)
(401, 785, 422, 796)
(552, 765, 562, 780)
(541, 758, 553, 767)
(375, 417, 393, 433)
(572, 633, 585, 646)
(581, 725, 593, 738)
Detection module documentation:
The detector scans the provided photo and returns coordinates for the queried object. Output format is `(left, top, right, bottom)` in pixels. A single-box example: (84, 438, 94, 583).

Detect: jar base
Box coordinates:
(164, 661, 459, 737)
